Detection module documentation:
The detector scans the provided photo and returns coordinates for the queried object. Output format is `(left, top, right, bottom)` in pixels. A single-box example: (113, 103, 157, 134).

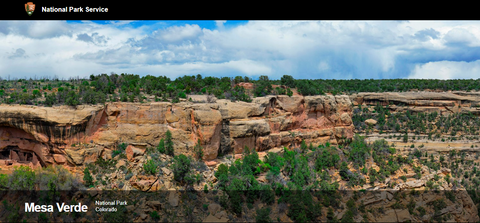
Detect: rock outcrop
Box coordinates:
(0, 105, 105, 166)
(0, 95, 354, 166)
(351, 91, 480, 115)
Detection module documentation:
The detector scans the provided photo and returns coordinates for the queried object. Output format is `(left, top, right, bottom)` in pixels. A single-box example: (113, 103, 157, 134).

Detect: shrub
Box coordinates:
(9, 166, 35, 190)
(300, 140, 307, 153)
(143, 159, 158, 175)
(0, 174, 8, 188)
(417, 206, 426, 217)
(259, 184, 275, 205)
(315, 146, 340, 171)
(112, 142, 127, 158)
(83, 167, 94, 188)
(291, 156, 312, 188)
(286, 88, 293, 97)
(264, 152, 284, 175)
(347, 134, 370, 167)
(36, 165, 81, 191)
(150, 211, 161, 222)
(339, 161, 350, 181)
(2, 200, 20, 222)
(256, 207, 272, 223)
(412, 149, 422, 159)
(172, 154, 191, 183)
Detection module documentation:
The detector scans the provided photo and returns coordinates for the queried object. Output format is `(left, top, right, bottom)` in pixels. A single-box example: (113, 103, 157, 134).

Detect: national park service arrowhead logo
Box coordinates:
(25, 2, 35, 16)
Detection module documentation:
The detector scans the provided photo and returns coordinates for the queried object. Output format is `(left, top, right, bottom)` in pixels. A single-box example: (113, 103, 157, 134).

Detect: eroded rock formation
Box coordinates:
(0, 105, 104, 167)
(351, 91, 480, 115)
(0, 95, 354, 166)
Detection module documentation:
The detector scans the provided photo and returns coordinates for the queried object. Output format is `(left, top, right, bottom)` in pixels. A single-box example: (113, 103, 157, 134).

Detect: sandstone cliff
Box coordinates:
(351, 91, 480, 115)
(0, 95, 354, 166)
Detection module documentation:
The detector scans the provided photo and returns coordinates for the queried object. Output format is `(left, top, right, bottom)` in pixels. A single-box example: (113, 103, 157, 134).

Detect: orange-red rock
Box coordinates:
(0, 94, 361, 166)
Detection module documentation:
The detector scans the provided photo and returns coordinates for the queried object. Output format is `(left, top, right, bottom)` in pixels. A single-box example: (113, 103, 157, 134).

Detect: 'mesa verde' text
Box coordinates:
(25, 203, 88, 212)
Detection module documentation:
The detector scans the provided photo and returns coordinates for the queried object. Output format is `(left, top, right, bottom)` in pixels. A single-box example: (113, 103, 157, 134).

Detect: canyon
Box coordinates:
(2, 91, 480, 168)
(1, 91, 480, 222)
(0, 94, 355, 168)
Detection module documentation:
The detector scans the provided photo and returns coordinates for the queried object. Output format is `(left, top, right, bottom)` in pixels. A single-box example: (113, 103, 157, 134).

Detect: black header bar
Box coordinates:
(1, 1, 478, 20)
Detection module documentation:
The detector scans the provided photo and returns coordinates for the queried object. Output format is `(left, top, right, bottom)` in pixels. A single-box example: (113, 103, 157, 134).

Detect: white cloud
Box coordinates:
(444, 28, 478, 46)
(155, 24, 202, 43)
(2, 20, 480, 80)
(408, 60, 480, 79)
(215, 20, 226, 29)
(0, 21, 72, 39)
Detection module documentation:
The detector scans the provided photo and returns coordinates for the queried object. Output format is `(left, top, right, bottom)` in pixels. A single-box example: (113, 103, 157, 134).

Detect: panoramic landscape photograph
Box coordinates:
(1, 20, 480, 222)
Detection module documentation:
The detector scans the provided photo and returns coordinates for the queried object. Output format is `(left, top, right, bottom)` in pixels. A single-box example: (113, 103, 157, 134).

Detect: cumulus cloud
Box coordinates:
(408, 60, 480, 79)
(444, 28, 478, 46)
(2, 20, 480, 80)
(76, 32, 108, 45)
(154, 24, 202, 43)
(0, 21, 72, 39)
(413, 28, 440, 41)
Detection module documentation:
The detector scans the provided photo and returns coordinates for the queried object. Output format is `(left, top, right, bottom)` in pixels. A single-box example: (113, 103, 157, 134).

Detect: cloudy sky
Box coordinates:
(1, 20, 480, 80)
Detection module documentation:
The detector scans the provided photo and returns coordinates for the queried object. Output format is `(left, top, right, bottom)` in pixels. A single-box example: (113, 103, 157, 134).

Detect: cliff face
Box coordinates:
(0, 105, 104, 167)
(2, 91, 479, 167)
(0, 95, 354, 166)
(351, 91, 480, 115)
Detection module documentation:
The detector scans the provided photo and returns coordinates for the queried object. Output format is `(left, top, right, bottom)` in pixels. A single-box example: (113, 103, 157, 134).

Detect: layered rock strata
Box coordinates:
(0, 95, 354, 166)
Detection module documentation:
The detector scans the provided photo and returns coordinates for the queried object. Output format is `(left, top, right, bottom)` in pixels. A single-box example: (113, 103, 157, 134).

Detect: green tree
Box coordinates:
(214, 163, 229, 190)
(281, 75, 296, 88)
(194, 139, 204, 161)
(172, 154, 191, 183)
(44, 92, 56, 107)
(234, 76, 244, 84)
(83, 167, 94, 187)
(65, 90, 80, 106)
(157, 139, 165, 154)
(254, 75, 273, 97)
(165, 130, 174, 156)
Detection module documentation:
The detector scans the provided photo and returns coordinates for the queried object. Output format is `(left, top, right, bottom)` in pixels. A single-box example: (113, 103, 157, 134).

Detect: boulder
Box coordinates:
(65, 149, 85, 165)
(53, 154, 67, 164)
(126, 145, 145, 161)
(365, 119, 377, 126)
(131, 180, 155, 191)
